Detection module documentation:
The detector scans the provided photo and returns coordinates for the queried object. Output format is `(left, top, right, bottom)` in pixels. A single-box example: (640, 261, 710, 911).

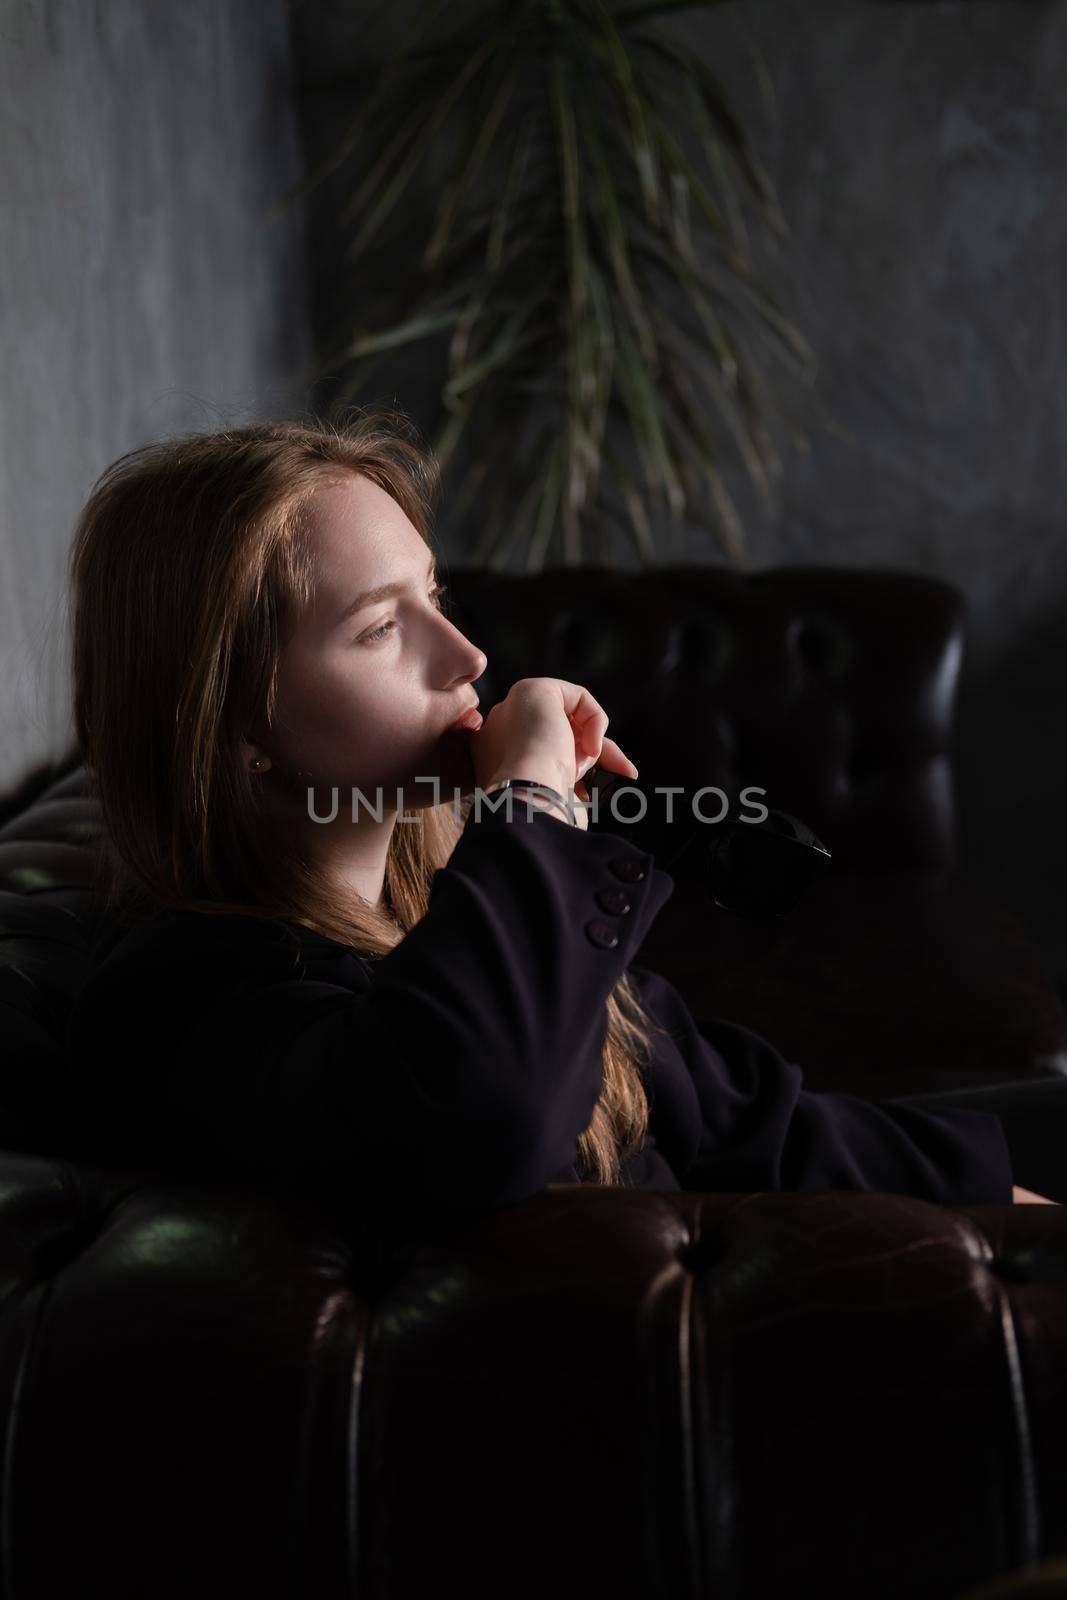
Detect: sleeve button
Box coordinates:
(595, 887, 632, 915)
(609, 856, 646, 883)
(585, 919, 621, 949)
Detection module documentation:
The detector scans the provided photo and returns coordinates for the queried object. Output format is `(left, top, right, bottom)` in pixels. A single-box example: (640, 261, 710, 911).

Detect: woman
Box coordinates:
(62, 410, 1057, 1246)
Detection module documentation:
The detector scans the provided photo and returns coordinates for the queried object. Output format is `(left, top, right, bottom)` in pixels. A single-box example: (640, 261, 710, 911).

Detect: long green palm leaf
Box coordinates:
(614, 317, 686, 523)
(632, 25, 783, 219)
(423, 16, 527, 272)
(345, 32, 504, 262)
(548, 43, 588, 324)
(486, 109, 540, 275)
(651, 302, 772, 497)
(576, 92, 657, 366)
(525, 433, 569, 569)
(582, 0, 661, 228)
(266, 0, 456, 219)
(602, 439, 657, 562)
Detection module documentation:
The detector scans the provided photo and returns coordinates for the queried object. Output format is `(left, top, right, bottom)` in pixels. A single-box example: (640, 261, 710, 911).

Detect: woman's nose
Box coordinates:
(451, 624, 487, 682)
(435, 606, 487, 681)
(464, 643, 488, 681)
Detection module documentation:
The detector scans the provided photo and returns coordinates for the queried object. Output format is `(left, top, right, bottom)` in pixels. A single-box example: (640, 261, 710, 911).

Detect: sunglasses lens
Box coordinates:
(708, 812, 830, 920)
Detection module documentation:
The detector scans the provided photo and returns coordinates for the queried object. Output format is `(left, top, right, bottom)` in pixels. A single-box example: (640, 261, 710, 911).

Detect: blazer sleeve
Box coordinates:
(67, 804, 674, 1230)
(627, 964, 1015, 1206)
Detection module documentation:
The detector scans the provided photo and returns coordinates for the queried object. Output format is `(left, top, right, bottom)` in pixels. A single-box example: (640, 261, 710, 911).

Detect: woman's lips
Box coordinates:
(448, 707, 483, 732)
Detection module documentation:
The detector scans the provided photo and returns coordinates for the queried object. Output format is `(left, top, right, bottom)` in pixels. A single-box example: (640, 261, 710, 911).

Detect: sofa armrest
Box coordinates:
(1, 1157, 1062, 1599)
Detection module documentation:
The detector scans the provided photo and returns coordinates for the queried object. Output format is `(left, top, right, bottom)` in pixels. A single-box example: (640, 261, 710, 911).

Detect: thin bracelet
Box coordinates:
(510, 783, 572, 823)
(484, 777, 573, 823)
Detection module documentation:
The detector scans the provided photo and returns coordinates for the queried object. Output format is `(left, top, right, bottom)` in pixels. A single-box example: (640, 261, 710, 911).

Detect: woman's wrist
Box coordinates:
(482, 755, 572, 799)
(481, 776, 576, 826)
(509, 783, 574, 825)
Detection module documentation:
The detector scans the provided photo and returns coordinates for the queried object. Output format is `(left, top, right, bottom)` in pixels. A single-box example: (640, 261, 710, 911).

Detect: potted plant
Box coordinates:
(274, 0, 815, 567)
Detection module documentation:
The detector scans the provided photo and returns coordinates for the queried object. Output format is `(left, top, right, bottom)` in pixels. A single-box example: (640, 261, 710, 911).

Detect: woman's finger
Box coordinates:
(1012, 1184, 1061, 1204)
(551, 680, 609, 765)
(568, 707, 608, 771)
(548, 680, 637, 781)
(589, 733, 638, 780)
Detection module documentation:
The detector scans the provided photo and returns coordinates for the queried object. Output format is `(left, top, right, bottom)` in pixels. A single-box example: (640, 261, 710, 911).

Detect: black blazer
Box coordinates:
(64, 803, 1013, 1243)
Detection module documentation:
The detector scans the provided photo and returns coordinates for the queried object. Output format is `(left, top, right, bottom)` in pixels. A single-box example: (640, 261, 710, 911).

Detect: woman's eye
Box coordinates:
(358, 581, 448, 644)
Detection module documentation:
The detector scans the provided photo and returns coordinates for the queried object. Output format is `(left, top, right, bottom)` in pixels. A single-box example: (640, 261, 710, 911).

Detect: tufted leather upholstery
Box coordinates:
(447, 563, 965, 874)
(0, 1146, 1066, 1596)
(1, 565, 1067, 1597)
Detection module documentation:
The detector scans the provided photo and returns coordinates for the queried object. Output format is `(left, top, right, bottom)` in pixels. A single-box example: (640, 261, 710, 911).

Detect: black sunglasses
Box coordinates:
(580, 765, 831, 922)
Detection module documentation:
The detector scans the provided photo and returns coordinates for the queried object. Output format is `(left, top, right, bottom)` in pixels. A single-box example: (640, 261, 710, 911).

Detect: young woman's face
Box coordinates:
(259, 473, 488, 811)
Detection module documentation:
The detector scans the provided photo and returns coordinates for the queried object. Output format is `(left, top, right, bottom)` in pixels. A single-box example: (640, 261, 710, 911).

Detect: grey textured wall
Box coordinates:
(690, 1, 1067, 991)
(0, 0, 312, 794)
(290, 0, 1067, 990)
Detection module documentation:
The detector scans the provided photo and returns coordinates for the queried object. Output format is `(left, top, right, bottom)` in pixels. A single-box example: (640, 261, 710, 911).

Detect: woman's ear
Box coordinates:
(240, 738, 271, 774)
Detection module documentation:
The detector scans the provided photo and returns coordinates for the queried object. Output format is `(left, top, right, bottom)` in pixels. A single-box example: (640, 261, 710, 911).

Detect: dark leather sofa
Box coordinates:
(1, 563, 1066, 1599)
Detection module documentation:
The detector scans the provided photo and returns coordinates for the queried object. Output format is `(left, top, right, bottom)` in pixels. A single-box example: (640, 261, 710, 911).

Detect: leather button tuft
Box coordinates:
(585, 919, 620, 949)
(595, 887, 632, 915)
(609, 855, 646, 883)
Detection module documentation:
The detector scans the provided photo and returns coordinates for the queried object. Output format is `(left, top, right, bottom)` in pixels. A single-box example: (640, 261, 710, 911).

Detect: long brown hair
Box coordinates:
(66, 410, 665, 1185)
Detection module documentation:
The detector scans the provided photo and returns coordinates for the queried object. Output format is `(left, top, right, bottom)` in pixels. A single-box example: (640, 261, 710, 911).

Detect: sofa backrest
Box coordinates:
(445, 563, 966, 875)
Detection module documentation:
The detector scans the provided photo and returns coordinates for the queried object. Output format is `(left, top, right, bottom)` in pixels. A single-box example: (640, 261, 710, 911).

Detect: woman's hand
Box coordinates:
(470, 677, 638, 827)
(554, 679, 637, 791)
(1012, 1184, 1061, 1204)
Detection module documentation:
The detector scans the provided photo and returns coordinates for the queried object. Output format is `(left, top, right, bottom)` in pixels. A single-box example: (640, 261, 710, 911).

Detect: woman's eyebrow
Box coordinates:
(336, 553, 438, 627)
